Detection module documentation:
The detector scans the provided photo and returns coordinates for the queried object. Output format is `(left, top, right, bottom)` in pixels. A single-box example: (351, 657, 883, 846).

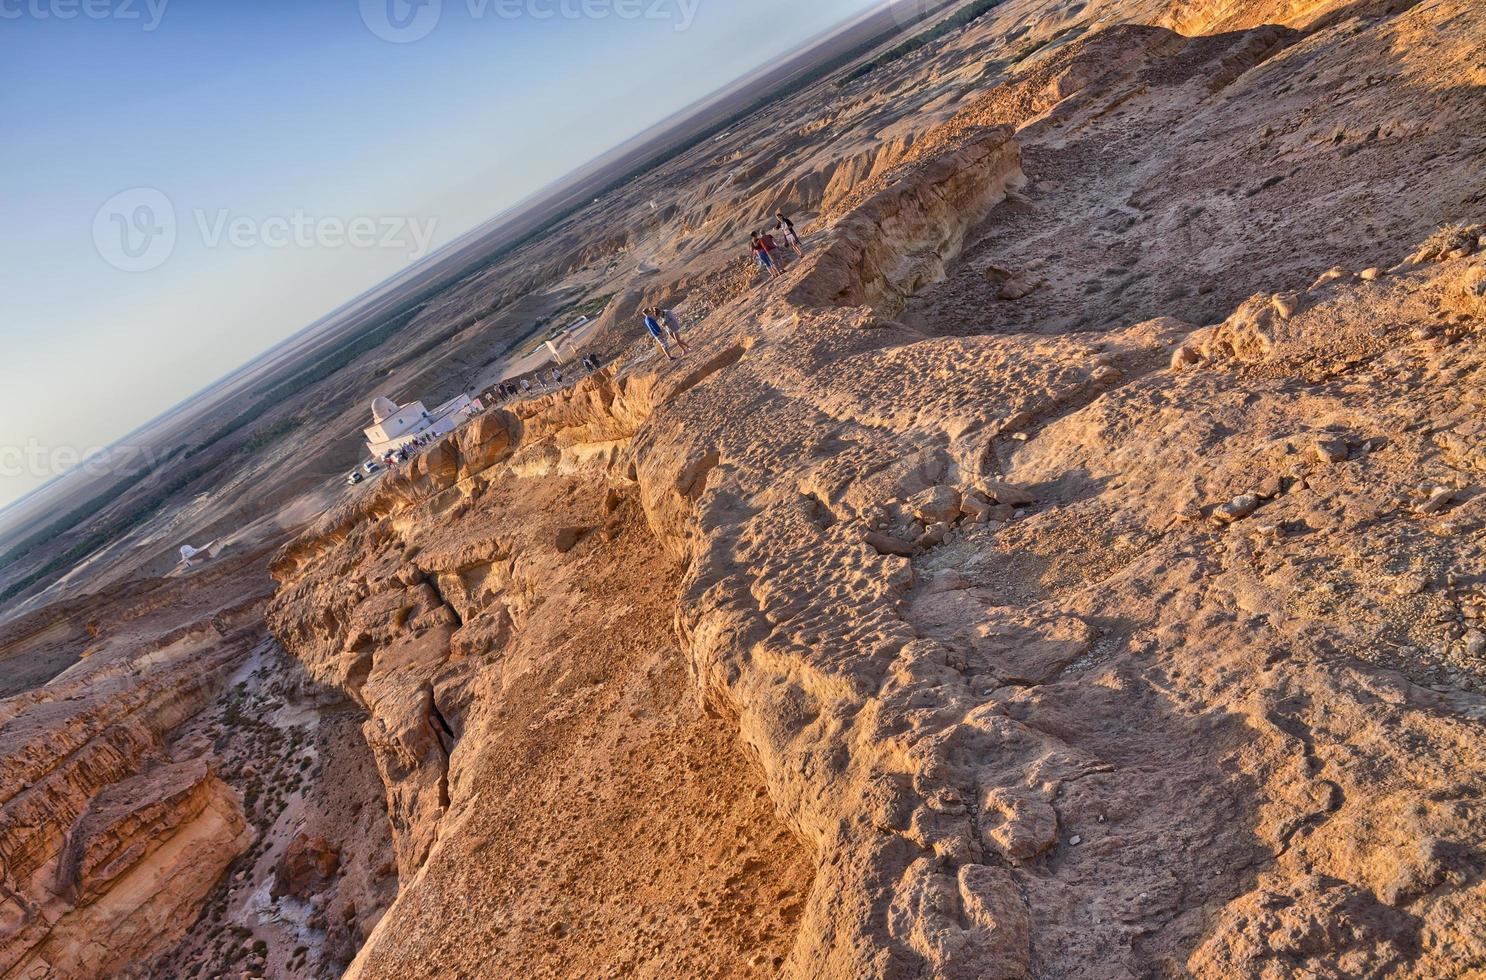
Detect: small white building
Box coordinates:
(363, 393, 477, 457)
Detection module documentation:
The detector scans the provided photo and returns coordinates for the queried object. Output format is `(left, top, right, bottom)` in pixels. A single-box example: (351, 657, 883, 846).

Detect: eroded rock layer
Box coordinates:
(0, 557, 267, 979)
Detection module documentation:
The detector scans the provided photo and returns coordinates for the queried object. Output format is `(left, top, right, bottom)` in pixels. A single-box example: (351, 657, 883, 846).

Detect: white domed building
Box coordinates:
(362, 391, 478, 457)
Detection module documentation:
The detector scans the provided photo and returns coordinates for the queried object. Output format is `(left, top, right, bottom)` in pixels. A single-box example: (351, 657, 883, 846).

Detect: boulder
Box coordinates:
(907, 485, 962, 524)
(1313, 438, 1349, 464)
(998, 278, 1039, 301)
(915, 522, 950, 549)
(984, 264, 1039, 300)
(865, 531, 916, 557)
(1213, 495, 1260, 523)
(1310, 267, 1347, 290)
(979, 789, 1058, 864)
(1170, 345, 1202, 370)
(273, 834, 341, 900)
(959, 492, 997, 522)
(980, 480, 1035, 506)
(1271, 292, 1301, 319)
(1416, 487, 1457, 515)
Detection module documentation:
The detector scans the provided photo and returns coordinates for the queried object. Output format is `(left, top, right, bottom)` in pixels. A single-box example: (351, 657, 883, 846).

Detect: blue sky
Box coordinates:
(0, 0, 886, 507)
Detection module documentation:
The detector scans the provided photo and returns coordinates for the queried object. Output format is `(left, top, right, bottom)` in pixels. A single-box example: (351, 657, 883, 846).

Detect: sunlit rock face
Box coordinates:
(268, 23, 1486, 968)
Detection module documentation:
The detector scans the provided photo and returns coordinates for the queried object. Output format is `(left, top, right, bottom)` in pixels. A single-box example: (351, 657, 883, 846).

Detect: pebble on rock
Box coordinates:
(1416, 486, 1457, 515)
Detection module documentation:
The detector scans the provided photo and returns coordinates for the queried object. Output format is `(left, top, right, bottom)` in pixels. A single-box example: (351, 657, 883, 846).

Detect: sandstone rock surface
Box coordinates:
(7, 0, 1486, 975)
(269, 101, 1486, 977)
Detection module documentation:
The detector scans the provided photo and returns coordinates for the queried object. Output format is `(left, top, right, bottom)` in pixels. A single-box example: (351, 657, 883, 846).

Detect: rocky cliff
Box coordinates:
(267, 25, 1486, 966)
(0, 562, 263, 979)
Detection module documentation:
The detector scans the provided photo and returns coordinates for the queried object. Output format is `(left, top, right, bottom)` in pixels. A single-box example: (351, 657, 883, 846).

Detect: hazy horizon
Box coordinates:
(0, 0, 893, 510)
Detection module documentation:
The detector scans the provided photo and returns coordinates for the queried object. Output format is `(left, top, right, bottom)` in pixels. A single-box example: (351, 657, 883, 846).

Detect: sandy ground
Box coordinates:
(346, 498, 814, 979)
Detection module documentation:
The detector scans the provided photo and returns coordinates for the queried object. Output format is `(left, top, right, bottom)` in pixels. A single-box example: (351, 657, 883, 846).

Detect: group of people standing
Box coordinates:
(635, 212, 807, 360)
(488, 352, 607, 403)
(750, 212, 806, 282)
(641, 306, 690, 361)
(382, 430, 437, 468)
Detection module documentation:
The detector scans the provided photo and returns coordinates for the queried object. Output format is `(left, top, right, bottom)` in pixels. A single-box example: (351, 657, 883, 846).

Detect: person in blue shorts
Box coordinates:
(751, 232, 782, 281)
(642, 307, 679, 360)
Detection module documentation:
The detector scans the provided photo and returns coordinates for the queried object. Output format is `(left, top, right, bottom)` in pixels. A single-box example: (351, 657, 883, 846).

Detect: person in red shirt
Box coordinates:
(760, 231, 785, 269)
(750, 232, 782, 281)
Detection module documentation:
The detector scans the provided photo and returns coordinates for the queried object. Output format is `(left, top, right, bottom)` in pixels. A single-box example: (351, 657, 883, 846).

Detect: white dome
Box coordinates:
(371, 396, 400, 422)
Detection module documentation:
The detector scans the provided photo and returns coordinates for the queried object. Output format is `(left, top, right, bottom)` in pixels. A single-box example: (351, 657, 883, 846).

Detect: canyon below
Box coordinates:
(3, 0, 1486, 976)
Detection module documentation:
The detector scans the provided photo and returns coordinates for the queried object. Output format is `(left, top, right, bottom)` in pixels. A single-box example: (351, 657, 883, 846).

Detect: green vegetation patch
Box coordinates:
(237, 416, 302, 455)
(837, 0, 1007, 87)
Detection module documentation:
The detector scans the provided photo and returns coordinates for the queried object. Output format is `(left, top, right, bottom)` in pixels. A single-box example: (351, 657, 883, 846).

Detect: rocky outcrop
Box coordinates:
(0, 561, 269, 979)
(816, 131, 922, 215)
(15, 0, 1456, 974)
(791, 125, 1025, 313)
(272, 833, 341, 900)
(12, 761, 252, 980)
(1158, 0, 1416, 33)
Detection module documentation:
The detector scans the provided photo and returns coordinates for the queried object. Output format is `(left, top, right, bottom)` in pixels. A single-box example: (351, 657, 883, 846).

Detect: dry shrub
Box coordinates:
(1412, 222, 1484, 263)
